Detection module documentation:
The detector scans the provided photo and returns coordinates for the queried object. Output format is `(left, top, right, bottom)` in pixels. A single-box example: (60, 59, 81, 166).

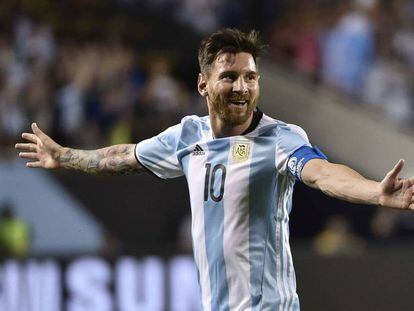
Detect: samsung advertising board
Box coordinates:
(0, 255, 201, 311)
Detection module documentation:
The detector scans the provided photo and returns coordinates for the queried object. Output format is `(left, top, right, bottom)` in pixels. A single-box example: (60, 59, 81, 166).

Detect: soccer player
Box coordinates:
(15, 29, 414, 311)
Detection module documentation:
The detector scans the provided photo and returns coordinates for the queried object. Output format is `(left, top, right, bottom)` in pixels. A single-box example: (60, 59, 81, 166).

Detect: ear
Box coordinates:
(197, 73, 208, 97)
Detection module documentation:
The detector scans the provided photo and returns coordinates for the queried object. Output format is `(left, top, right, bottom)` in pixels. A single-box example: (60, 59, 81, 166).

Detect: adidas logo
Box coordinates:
(192, 144, 205, 156)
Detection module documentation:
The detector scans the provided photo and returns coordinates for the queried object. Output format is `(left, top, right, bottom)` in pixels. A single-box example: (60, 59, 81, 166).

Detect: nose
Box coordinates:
(233, 77, 247, 94)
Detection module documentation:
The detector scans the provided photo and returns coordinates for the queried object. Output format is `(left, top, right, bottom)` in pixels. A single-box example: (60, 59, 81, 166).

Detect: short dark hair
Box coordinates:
(198, 28, 267, 76)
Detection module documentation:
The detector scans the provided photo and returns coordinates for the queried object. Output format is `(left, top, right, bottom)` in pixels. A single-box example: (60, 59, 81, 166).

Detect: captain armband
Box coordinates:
(287, 146, 328, 181)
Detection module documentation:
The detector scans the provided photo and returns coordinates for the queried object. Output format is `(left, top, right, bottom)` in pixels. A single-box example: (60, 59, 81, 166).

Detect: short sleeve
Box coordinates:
(135, 123, 184, 179)
(287, 146, 328, 181)
(275, 124, 311, 175)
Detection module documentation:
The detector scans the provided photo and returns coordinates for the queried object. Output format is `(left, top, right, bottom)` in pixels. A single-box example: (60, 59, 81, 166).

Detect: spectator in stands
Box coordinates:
(217, 0, 247, 29)
(141, 54, 189, 116)
(0, 80, 27, 146)
(371, 206, 414, 239)
(391, 0, 414, 69)
(56, 54, 88, 144)
(292, 1, 321, 81)
(0, 201, 30, 259)
(363, 35, 413, 127)
(321, 0, 376, 95)
(313, 214, 366, 257)
(175, 0, 221, 34)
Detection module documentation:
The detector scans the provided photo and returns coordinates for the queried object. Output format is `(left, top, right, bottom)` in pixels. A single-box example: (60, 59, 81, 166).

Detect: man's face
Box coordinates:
(199, 52, 260, 126)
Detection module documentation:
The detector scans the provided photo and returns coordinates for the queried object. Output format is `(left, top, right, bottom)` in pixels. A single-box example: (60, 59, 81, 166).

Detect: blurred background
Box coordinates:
(1, 0, 414, 310)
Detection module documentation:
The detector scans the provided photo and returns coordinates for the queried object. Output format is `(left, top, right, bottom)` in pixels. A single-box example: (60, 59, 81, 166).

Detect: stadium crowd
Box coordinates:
(1, 0, 414, 253)
(0, 14, 205, 150)
(269, 0, 414, 127)
(142, 0, 414, 128)
(2, 0, 414, 152)
(0, 0, 414, 151)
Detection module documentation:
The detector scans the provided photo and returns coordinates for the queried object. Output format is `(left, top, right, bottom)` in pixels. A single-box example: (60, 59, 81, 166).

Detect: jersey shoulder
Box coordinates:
(177, 115, 211, 147)
(254, 114, 308, 141)
(277, 121, 309, 141)
(180, 115, 210, 129)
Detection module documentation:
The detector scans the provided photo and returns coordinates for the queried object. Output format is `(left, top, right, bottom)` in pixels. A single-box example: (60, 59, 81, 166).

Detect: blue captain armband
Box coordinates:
(287, 146, 328, 181)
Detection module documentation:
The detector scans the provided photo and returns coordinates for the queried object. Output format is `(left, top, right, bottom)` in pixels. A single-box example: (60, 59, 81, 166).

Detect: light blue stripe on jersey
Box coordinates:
(204, 139, 230, 310)
(248, 137, 279, 310)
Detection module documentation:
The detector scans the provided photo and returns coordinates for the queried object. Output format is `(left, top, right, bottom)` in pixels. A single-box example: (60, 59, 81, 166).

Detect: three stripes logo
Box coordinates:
(192, 144, 205, 156)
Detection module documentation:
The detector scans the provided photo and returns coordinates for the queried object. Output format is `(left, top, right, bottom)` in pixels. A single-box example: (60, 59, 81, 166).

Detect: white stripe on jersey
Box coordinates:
(281, 181, 294, 311)
(222, 137, 253, 310)
(276, 177, 287, 311)
(285, 232, 297, 311)
(187, 148, 212, 311)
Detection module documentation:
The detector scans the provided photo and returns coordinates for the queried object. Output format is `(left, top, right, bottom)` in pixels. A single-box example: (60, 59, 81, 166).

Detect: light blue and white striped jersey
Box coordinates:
(135, 112, 326, 311)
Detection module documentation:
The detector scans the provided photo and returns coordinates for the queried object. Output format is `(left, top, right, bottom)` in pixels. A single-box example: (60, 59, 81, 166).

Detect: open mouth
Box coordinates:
(227, 99, 248, 106)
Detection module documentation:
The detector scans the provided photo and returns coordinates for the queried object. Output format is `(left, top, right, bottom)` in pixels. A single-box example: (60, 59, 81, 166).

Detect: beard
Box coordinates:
(208, 91, 259, 126)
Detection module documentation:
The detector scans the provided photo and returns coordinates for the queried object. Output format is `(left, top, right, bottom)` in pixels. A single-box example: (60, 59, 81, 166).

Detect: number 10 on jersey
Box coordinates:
(204, 163, 227, 202)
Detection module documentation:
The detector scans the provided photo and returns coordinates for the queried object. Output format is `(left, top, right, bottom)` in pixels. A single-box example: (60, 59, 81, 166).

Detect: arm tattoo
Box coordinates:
(60, 144, 142, 175)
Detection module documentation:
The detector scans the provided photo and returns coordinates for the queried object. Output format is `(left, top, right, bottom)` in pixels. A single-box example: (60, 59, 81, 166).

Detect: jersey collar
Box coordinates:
(241, 107, 263, 135)
(206, 107, 264, 140)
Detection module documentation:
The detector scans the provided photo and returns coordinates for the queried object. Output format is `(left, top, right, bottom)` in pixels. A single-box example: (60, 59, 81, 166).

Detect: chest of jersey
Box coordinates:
(181, 136, 277, 207)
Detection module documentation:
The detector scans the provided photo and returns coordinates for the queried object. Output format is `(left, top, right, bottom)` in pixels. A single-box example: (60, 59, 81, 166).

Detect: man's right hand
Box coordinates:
(15, 123, 63, 169)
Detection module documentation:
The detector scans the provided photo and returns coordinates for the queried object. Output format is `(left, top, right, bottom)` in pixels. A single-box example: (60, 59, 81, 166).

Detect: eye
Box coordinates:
(221, 73, 237, 81)
(247, 73, 257, 81)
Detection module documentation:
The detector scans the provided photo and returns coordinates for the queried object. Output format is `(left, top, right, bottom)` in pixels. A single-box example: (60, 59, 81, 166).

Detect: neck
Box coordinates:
(210, 113, 254, 138)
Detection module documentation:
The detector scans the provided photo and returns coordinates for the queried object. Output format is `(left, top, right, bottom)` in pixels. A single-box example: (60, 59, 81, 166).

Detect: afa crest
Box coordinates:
(232, 141, 251, 162)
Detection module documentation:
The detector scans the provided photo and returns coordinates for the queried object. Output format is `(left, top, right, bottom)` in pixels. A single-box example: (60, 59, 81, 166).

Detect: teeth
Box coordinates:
(229, 100, 247, 105)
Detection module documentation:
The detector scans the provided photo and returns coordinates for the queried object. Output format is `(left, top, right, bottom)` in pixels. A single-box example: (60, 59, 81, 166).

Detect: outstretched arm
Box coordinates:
(301, 159, 414, 210)
(15, 123, 143, 175)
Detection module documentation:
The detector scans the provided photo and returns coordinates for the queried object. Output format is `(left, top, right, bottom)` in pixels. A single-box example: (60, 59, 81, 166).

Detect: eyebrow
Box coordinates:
(218, 70, 258, 78)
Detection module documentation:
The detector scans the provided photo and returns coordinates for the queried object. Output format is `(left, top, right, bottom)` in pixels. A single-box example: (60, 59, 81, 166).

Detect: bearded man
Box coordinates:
(16, 29, 414, 311)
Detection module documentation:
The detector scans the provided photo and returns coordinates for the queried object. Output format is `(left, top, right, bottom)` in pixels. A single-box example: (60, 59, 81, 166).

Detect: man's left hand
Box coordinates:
(379, 159, 414, 210)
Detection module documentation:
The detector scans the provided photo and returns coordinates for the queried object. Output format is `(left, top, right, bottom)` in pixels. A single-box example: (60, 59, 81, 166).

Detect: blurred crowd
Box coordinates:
(1, 0, 414, 257)
(2, 0, 414, 152)
(0, 10, 205, 151)
(143, 0, 414, 129)
(269, 0, 414, 128)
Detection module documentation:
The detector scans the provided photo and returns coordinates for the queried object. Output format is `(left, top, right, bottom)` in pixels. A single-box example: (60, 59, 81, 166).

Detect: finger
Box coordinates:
(395, 178, 404, 190)
(387, 159, 405, 179)
(402, 179, 410, 193)
(22, 133, 38, 143)
(15, 143, 37, 152)
(403, 179, 414, 195)
(407, 177, 414, 187)
(19, 152, 39, 160)
(31, 123, 45, 136)
(403, 185, 414, 207)
(26, 161, 42, 168)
